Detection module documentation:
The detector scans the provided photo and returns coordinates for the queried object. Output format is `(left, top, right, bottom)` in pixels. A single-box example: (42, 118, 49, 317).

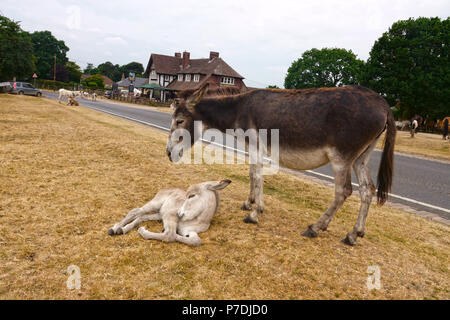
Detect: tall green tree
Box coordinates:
(0, 15, 35, 81)
(97, 61, 122, 81)
(65, 61, 82, 82)
(84, 63, 96, 75)
(31, 31, 69, 80)
(362, 17, 449, 119)
(120, 61, 144, 78)
(284, 48, 364, 89)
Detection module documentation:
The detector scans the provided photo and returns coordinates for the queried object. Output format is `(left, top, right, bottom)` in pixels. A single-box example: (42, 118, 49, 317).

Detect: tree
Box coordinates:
(82, 74, 104, 89)
(284, 48, 364, 89)
(97, 61, 122, 81)
(84, 63, 96, 75)
(31, 31, 69, 80)
(120, 61, 144, 78)
(362, 17, 449, 119)
(267, 85, 280, 89)
(49, 64, 69, 82)
(65, 61, 82, 83)
(0, 15, 35, 81)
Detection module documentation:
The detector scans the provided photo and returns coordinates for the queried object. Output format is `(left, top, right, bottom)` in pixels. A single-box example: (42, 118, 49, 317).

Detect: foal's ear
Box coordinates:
(207, 179, 232, 191)
(186, 83, 209, 112)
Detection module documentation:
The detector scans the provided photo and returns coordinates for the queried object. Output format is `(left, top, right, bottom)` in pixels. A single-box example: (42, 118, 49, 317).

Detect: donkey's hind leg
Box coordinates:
(108, 198, 162, 236)
(343, 140, 378, 245)
(120, 213, 161, 234)
(302, 161, 352, 238)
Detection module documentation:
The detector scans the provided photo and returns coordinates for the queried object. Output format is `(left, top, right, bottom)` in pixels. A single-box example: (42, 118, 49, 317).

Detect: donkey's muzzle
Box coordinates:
(166, 147, 172, 162)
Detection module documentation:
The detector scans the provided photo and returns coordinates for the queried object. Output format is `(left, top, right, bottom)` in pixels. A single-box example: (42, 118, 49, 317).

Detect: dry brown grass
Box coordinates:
(0, 94, 449, 300)
(377, 130, 449, 162)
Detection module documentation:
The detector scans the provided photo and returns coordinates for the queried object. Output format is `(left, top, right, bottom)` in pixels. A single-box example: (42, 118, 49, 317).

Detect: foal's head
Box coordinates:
(177, 179, 231, 221)
(166, 84, 209, 162)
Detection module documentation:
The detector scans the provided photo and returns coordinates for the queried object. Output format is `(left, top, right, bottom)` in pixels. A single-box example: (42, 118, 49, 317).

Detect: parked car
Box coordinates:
(105, 90, 112, 99)
(10, 82, 42, 97)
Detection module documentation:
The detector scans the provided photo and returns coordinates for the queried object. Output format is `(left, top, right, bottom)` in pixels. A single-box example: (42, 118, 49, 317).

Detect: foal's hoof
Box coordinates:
(116, 227, 123, 235)
(108, 228, 115, 236)
(301, 225, 318, 238)
(356, 231, 365, 238)
(243, 215, 258, 224)
(240, 202, 252, 211)
(342, 233, 357, 246)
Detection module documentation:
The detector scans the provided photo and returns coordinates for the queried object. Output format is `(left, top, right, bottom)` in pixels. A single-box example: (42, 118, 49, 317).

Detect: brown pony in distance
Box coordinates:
(166, 84, 396, 245)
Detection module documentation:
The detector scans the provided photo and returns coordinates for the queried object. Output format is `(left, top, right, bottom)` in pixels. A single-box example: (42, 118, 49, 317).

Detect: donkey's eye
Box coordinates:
(176, 119, 184, 125)
(188, 194, 195, 199)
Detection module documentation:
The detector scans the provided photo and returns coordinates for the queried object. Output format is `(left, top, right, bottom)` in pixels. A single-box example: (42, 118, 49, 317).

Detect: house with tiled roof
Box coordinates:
(144, 51, 247, 93)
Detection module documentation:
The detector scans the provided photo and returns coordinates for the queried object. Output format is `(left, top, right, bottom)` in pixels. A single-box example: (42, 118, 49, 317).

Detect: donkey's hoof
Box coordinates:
(301, 225, 318, 238)
(356, 231, 365, 238)
(243, 215, 258, 224)
(116, 227, 123, 235)
(240, 202, 252, 211)
(342, 233, 357, 246)
(108, 228, 115, 236)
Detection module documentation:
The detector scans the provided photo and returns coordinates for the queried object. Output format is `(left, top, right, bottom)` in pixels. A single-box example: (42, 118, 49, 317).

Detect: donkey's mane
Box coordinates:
(177, 87, 243, 100)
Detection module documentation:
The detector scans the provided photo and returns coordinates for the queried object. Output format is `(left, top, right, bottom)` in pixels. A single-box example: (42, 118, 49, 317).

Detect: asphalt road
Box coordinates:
(44, 91, 450, 220)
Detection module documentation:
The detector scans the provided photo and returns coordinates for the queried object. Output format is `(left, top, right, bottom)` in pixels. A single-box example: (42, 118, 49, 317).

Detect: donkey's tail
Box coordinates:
(377, 109, 396, 205)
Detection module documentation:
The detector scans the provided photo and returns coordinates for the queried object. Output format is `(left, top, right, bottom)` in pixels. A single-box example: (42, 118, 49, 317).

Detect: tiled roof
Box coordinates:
(116, 76, 148, 87)
(144, 53, 244, 79)
(180, 57, 244, 79)
(167, 76, 209, 91)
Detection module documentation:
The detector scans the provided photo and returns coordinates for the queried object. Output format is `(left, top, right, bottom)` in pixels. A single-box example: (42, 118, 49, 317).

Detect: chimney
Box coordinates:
(209, 51, 219, 60)
(174, 52, 181, 58)
(182, 51, 190, 68)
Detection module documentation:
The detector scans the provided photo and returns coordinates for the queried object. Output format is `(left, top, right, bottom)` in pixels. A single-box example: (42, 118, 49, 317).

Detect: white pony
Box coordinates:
(58, 89, 75, 103)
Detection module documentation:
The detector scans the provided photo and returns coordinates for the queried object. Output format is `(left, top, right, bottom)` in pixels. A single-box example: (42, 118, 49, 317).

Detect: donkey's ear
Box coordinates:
(207, 179, 231, 191)
(186, 83, 209, 112)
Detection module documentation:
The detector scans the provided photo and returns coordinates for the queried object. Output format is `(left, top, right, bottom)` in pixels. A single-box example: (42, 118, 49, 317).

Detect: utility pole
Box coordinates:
(53, 54, 56, 91)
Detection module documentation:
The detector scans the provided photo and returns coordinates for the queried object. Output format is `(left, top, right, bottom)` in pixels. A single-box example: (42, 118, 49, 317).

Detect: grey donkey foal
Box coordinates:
(108, 180, 231, 246)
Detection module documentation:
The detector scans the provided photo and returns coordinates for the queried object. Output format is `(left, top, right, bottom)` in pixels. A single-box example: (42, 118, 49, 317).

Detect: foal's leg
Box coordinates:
(241, 164, 256, 211)
(121, 213, 161, 234)
(302, 162, 351, 238)
(108, 198, 162, 235)
(138, 218, 177, 243)
(343, 141, 378, 245)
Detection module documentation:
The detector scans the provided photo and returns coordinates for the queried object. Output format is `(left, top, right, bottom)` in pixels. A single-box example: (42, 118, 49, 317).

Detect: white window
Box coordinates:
(194, 74, 200, 82)
(164, 75, 170, 81)
(185, 74, 191, 82)
(178, 74, 183, 81)
(221, 77, 235, 85)
(150, 70, 157, 80)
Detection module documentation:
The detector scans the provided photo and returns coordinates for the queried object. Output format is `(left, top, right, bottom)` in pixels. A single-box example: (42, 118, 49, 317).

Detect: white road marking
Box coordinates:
(55, 97, 450, 215)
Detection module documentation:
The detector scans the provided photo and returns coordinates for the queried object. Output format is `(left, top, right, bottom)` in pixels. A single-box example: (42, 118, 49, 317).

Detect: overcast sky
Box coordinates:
(2, 0, 449, 88)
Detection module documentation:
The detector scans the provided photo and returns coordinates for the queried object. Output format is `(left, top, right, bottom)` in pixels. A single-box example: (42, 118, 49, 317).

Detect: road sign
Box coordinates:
(32, 73, 38, 79)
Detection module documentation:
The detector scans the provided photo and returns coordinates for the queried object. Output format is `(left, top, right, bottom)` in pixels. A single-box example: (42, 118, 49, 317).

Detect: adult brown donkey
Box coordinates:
(166, 84, 396, 245)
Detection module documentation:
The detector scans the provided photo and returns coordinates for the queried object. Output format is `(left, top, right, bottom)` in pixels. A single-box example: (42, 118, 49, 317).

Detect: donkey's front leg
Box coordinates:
(241, 164, 256, 211)
(138, 226, 177, 243)
(243, 161, 263, 224)
(121, 213, 161, 234)
(108, 199, 160, 235)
